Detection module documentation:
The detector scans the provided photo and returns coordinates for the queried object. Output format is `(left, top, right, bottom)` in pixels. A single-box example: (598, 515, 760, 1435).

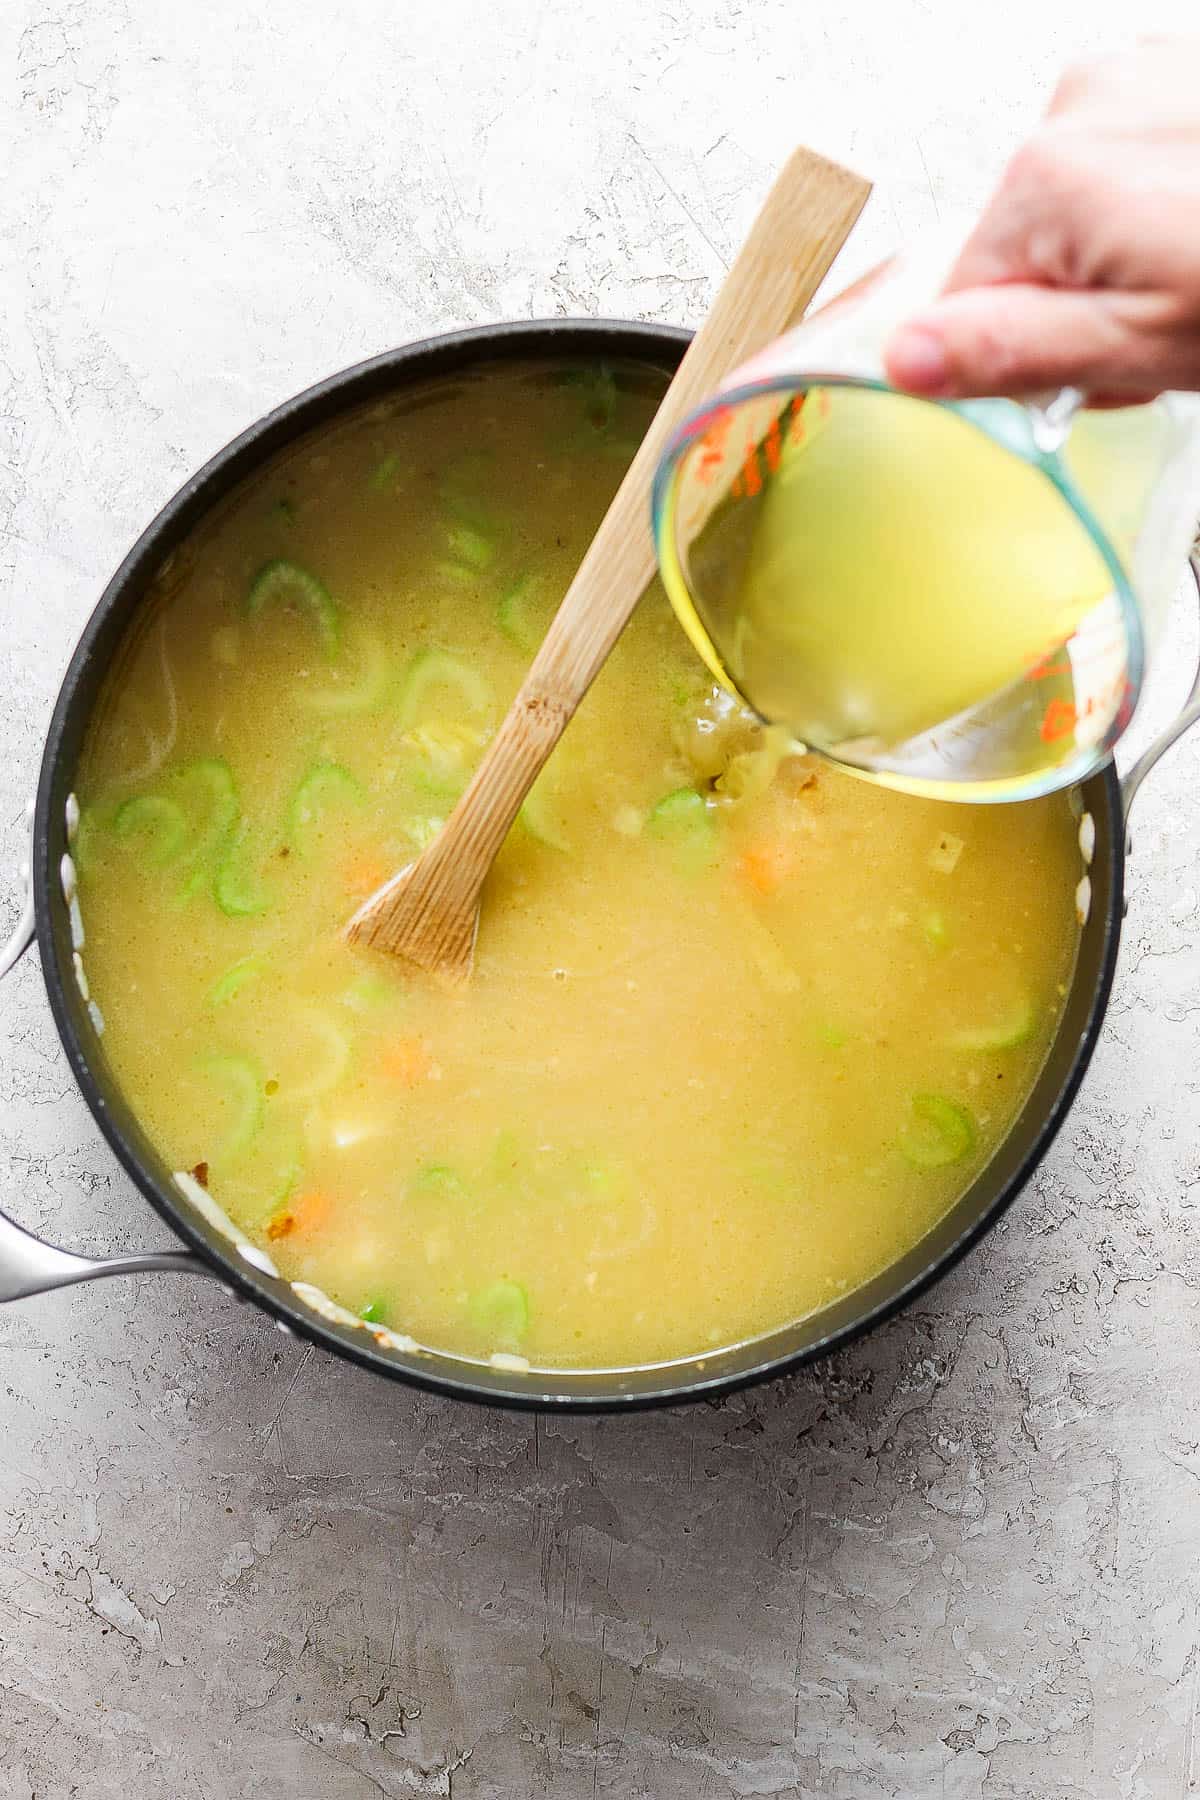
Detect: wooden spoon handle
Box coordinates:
(346, 148, 871, 973)
(444, 149, 871, 878)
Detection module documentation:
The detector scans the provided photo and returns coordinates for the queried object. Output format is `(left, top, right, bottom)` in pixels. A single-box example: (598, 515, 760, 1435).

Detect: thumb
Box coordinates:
(883, 283, 1189, 400)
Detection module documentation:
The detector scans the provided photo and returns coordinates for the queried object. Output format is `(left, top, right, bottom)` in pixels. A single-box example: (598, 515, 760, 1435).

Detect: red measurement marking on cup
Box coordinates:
(730, 437, 763, 501)
(763, 416, 782, 475)
(1039, 669, 1133, 744)
(691, 405, 734, 489)
(1039, 698, 1078, 743)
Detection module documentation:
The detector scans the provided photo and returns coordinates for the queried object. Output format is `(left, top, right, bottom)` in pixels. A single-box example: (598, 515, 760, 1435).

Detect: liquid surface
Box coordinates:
(75, 361, 1081, 1371)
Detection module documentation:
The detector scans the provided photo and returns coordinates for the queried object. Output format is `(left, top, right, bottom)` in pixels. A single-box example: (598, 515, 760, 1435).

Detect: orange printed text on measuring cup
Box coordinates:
(1039, 697, 1078, 743)
(691, 406, 734, 487)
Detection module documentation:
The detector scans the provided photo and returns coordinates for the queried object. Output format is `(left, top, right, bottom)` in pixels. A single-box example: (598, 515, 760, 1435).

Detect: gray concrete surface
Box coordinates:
(3, 3, 1200, 1794)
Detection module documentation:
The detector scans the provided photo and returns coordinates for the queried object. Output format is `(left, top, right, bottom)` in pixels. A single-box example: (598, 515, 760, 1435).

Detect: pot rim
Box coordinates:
(30, 317, 1126, 1411)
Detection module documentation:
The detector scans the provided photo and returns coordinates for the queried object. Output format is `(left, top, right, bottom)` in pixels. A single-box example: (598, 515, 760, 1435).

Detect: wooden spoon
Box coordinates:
(347, 147, 871, 979)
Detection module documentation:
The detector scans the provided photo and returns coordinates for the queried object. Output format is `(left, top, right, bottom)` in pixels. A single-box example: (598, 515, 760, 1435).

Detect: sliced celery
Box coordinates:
(899, 1095, 976, 1169)
(402, 720, 485, 778)
(207, 954, 265, 1008)
(246, 560, 339, 659)
(286, 1009, 353, 1102)
(113, 794, 188, 866)
(433, 559, 479, 588)
(369, 452, 403, 493)
(404, 814, 447, 852)
(215, 825, 271, 917)
(648, 788, 708, 830)
(287, 761, 365, 856)
(412, 1163, 466, 1200)
(340, 972, 398, 1013)
(360, 1299, 386, 1323)
(468, 1278, 529, 1350)
(646, 787, 718, 869)
(201, 1053, 264, 1165)
(438, 449, 498, 530)
(519, 769, 571, 853)
(497, 573, 549, 654)
(948, 996, 1035, 1053)
(297, 626, 390, 715)
(396, 649, 490, 729)
(922, 909, 949, 952)
(172, 758, 239, 867)
(446, 522, 495, 571)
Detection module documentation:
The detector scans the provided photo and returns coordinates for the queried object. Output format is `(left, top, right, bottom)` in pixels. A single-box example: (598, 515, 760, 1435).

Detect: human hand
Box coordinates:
(884, 42, 1200, 401)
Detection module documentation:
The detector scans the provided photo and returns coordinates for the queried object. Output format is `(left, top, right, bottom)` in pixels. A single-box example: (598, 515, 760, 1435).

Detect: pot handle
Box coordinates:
(0, 803, 220, 1302)
(1121, 550, 1200, 831)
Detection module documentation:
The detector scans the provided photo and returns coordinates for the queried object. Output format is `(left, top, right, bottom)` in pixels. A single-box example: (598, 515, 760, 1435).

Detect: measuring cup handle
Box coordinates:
(1121, 550, 1200, 833)
(0, 798, 218, 1302)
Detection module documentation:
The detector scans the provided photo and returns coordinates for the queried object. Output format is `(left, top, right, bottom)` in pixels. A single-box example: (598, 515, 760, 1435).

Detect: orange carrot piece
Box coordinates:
(379, 1036, 434, 1087)
(340, 850, 389, 898)
(736, 841, 795, 897)
(266, 1190, 332, 1241)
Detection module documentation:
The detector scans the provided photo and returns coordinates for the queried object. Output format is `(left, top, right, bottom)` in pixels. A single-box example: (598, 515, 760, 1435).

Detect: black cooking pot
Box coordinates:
(2, 320, 1197, 1411)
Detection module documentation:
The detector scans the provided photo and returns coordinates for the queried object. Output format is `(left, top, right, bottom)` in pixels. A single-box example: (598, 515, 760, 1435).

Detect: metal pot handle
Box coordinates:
(0, 803, 219, 1302)
(1121, 550, 1200, 829)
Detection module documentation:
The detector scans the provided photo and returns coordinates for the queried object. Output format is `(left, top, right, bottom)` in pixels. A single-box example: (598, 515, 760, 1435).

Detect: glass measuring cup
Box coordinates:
(652, 239, 1200, 801)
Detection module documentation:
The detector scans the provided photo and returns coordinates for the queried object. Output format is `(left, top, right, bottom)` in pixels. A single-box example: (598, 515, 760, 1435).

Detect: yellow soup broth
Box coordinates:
(74, 360, 1081, 1371)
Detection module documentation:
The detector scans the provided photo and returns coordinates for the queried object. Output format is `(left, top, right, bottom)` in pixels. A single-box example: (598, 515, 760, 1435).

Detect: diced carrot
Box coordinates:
(736, 841, 796, 897)
(266, 1190, 332, 1241)
(379, 1036, 434, 1087)
(340, 849, 388, 898)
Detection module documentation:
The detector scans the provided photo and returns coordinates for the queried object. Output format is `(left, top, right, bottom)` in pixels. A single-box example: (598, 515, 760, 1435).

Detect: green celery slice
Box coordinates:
(369, 452, 403, 493)
(468, 1279, 529, 1350)
(215, 824, 272, 917)
(246, 560, 339, 659)
(207, 954, 265, 1008)
(445, 522, 496, 571)
(647, 788, 710, 832)
(948, 996, 1035, 1053)
(438, 450, 498, 530)
(171, 758, 239, 868)
(287, 761, 365, 856)
(113, 795, 188, 866)
(340, 972, 399, 1013)
(297, 626, 390, 715)
(646, 787, 718, 869)
(497, 573, 549, 653)
(201, 1053, 265, 1166)
(396, 649, 491, 729)
(519, 768, 571, 853)
(411, 1164, 466, 1201)
(286, 1009, 353, 1102)
(899, 1095, 976, 1169)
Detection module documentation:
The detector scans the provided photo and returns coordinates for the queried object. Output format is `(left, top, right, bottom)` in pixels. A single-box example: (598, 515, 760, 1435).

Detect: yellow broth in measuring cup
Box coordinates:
(656, 381, 1172, 800)
(72, 361, 1082, 1372)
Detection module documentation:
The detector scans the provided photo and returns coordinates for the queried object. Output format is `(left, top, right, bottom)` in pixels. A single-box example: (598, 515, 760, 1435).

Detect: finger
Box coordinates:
(882, 284, 1193, 399)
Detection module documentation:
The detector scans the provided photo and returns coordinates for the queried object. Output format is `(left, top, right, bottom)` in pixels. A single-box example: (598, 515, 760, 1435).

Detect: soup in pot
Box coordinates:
(72, 360, 1081, 1371)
